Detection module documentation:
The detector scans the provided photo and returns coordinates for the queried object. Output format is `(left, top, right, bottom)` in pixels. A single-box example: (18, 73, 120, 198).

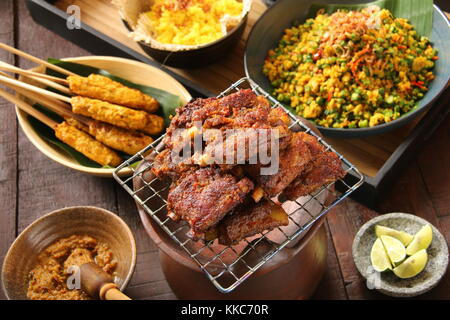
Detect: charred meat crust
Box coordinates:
(245, 132, 312, 197)
(217, 200, 289, 245)
(167, 167, 254, 239)
(283, 151, 346, 200)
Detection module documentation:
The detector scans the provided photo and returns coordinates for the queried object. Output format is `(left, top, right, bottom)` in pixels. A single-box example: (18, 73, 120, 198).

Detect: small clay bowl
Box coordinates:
(1, 206, 136, 300)
(352, 212, 448, 298)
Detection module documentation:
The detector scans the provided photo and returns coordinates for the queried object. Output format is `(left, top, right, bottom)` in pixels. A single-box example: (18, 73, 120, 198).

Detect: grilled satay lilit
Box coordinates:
(0, 86, 123, 167)
(65, 118, 153, 155)
(67, 74, 159, 113)
(70, 96, 164, 135)
(55, 122, 122, 167)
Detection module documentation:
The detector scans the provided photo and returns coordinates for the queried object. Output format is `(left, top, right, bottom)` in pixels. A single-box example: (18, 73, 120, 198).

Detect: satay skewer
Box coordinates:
(2, 78, 154, 156)
(0, 74, 164, 135)
(0, 87, 122, 167)
(0, 44, 160, 113)
(0, 70, 80, 117)
(66, 74, 159, 113)
(0, 63, 159, 114)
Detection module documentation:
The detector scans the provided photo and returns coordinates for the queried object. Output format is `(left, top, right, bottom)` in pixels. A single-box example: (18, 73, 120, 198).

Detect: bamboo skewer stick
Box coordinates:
(0, 62, 71, 95)
(1, 72, 68, 109)
(0, 61, 69, 85)
(0, 43, 76, 77)
(0, 71, 88, 125)
(24, 75, 71, 95)
(0, 87, 57, 129)
(0, 72, 76, 121)
(0, 74, 71, 103)
(0, 70, 67, 106)
(13, 84, 90, 124)
(2, 69, 71, 95)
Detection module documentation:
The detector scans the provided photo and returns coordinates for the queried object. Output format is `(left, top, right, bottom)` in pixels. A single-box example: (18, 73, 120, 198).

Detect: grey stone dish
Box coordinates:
(352, 212, 448, 297)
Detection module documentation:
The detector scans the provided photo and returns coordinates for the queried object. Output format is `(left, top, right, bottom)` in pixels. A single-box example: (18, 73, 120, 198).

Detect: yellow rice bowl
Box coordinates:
(145, 0, 244, 46)
(113, 0, 251, 50)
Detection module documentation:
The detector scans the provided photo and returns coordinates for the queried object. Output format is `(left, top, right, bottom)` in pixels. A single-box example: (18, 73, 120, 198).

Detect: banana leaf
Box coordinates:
(307, 0, 434, 37)
(26, 59, 183, 168)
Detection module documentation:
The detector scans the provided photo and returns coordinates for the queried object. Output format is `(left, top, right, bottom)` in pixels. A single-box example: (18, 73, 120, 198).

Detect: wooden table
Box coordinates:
(0, 0, 449, 300)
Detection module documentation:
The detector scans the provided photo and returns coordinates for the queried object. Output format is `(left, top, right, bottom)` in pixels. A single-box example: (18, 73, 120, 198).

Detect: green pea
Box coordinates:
(386, 95, 395, 104)
(316, 97, 326, 106)
(358, 120, 369, 128)
(351, 92, 360, 101)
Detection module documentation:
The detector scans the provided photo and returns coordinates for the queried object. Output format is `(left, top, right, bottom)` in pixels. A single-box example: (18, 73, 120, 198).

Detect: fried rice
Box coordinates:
(263, 6, 438, 129)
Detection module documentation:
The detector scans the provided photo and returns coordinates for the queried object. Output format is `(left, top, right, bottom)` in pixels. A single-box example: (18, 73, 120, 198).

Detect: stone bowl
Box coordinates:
(352, 212, 448, 298)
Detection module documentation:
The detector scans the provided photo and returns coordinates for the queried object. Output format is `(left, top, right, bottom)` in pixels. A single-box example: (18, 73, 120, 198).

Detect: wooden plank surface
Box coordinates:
(0, 1, 449, 300)
(0, 0, 17, 301)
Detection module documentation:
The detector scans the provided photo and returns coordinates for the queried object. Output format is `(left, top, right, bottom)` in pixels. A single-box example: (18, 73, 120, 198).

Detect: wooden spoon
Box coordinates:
(65, 248, 131, 300)
(79, 263, 131, 300)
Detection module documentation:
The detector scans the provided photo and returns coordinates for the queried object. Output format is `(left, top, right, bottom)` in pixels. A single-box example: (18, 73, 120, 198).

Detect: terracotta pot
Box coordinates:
(133, 117, 330, 299)
(141, 209, 327, 299)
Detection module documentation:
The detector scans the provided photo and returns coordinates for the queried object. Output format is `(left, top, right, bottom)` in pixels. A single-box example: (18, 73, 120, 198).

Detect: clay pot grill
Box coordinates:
(113, 78, 364, 296)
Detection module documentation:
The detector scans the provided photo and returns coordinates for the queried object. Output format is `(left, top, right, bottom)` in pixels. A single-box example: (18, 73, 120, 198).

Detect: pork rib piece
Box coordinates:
(245, 132, 312, 197)
(283, 134, 346, 200)
(214, 199, 289, 245)
(167, 167, 254, 239)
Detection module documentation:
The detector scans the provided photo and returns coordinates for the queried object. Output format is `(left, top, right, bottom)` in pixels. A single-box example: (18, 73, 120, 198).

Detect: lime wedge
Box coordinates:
(370, 238, 392, 272)
(406, 224, 433, 256)
(393, 249, 428, 279)
(375, 225, 414, 246)
(380, 235, 406, 266)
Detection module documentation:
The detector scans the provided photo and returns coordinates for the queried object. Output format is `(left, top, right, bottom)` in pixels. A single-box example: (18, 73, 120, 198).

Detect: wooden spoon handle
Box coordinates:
(79, 262, 132, 300)
(100, 284, 131, 300)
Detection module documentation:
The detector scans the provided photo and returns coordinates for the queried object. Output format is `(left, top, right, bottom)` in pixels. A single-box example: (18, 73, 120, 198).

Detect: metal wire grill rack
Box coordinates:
(113, 77, 364, 293)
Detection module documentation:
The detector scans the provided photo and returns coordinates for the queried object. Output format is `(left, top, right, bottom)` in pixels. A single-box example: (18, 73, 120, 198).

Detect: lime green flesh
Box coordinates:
(371, 238, 393, 272)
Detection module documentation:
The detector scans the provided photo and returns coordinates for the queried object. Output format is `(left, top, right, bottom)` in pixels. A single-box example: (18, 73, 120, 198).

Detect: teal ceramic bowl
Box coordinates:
(245, 0, 450, 138)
